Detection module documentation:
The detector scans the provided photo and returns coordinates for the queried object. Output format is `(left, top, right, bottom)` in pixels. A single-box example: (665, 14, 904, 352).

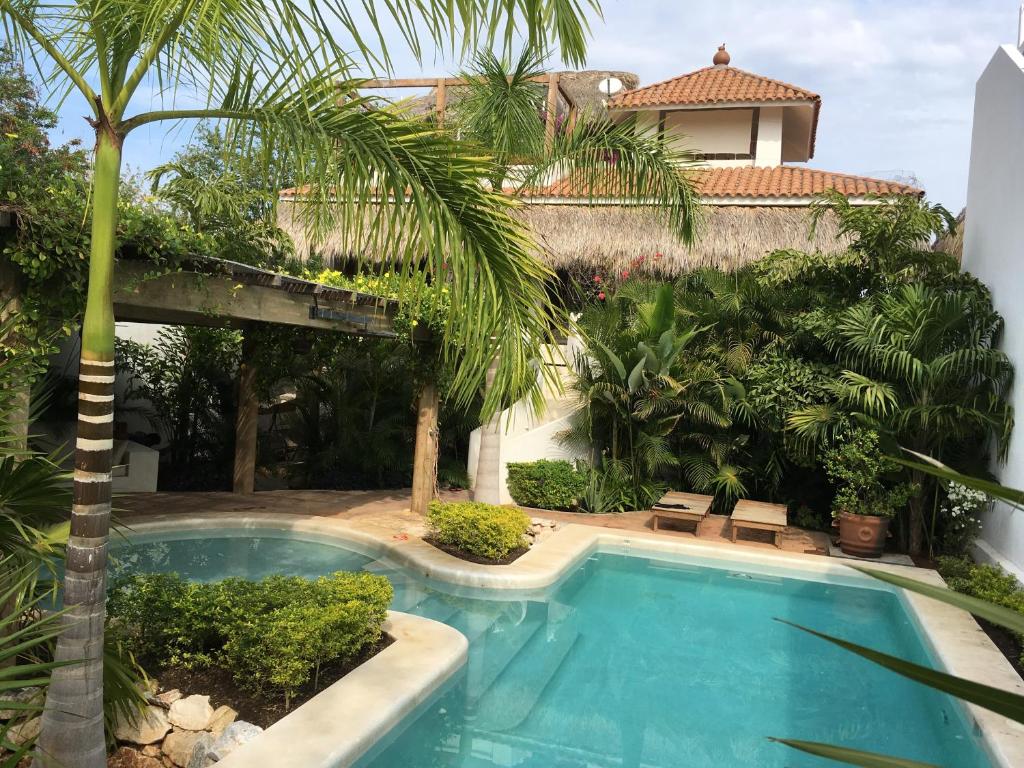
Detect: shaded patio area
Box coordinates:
(120, 489, 832, 557)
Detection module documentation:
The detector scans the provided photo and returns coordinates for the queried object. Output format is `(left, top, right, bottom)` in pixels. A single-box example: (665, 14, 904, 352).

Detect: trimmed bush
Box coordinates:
(427, 500, 530, 560)
(107, 571, 392, 706)
(506, 460, 587, 511)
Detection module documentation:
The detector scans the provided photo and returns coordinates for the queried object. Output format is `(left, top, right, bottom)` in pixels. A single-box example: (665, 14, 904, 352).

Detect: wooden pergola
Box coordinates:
(112, 258, 439, 514)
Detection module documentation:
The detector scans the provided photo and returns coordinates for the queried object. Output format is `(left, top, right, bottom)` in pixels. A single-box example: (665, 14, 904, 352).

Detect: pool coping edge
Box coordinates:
(215, 610, 468, 768)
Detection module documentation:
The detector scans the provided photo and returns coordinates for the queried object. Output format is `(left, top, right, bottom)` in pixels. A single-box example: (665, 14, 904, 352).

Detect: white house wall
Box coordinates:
(754, 107, 784, 167)
(962, 44, 1024, 581)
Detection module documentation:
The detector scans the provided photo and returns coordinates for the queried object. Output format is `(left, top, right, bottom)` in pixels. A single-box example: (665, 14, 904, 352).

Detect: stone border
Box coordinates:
(215, 611, 467, 768)
(125, 513, 1024, 766)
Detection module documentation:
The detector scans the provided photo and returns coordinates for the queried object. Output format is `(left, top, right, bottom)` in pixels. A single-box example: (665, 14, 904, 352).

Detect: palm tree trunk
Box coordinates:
(35, 127, 122, 768)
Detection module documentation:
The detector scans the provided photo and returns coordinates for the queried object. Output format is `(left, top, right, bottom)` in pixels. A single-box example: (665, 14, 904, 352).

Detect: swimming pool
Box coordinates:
(112, 528, 993, 767)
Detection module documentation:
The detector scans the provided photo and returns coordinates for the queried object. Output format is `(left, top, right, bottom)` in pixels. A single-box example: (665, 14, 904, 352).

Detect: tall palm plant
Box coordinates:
(788, 282, 1013, 554)
(0, 2, 599, 764)
(450, 50, 703, 502)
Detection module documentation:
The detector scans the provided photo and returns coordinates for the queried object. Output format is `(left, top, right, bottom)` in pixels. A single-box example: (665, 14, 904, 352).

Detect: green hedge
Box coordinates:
(427, 500, 530, 560)
(938, 556, 1024, 663)
(506, 460, 587, 511)
(107, 571, 392, 706)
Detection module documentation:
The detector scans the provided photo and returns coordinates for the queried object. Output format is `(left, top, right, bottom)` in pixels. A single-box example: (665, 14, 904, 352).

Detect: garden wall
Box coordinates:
(963, 42, 1024, 580)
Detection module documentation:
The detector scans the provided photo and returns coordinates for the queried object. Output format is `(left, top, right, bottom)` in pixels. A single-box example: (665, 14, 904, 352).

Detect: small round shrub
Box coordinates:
(427, 500, 530, 560)
(506, 460, 587, 511)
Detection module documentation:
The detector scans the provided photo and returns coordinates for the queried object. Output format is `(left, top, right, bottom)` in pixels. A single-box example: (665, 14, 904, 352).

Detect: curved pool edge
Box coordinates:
(122, 513, 1024, 767)
(216, 610, 468, 768)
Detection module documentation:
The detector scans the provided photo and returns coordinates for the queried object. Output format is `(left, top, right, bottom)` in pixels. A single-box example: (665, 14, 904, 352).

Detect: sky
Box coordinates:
(46, 0, 1020, 213)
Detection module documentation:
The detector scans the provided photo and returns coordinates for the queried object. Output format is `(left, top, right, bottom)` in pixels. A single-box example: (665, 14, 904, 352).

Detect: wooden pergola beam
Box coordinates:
(360, 73, 567, 137)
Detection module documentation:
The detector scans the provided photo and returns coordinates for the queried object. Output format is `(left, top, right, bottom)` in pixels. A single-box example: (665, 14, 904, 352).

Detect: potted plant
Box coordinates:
(823, 429, 916, 557)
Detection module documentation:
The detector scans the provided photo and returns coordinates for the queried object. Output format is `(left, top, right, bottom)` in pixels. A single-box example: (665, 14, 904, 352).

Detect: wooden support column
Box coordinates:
(410, 380, 440, 516)
(435, 78, 447, 125)
(544, 72, 560, 150)
(232, 333, 259, 494)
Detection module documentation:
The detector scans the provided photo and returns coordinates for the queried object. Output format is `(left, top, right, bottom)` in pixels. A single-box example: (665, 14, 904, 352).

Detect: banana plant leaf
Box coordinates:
(767, 738, 939, 768)
(776, 619, 1024, 723)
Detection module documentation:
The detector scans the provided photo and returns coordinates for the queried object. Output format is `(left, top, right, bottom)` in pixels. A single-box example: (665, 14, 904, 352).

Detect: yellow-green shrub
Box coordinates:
(107, 571, 392, 706)
(427, 500, 530, 560)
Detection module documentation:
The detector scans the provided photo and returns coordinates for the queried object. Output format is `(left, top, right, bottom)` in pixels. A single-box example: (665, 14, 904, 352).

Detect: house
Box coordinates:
(516, 45, 922, 274)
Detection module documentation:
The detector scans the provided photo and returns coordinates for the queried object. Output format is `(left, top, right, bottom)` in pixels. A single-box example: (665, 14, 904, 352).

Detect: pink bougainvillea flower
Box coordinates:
(593, 275, 602, 283)
(621, 270, 630, 278)
(598, 291, 606, 301)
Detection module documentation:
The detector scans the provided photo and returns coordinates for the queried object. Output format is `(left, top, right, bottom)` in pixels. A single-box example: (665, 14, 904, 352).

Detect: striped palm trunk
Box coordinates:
(35, 128, 122, 768)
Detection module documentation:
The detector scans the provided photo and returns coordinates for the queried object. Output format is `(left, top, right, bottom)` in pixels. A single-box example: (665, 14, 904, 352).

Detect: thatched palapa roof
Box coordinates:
(277, 201, 848, 274)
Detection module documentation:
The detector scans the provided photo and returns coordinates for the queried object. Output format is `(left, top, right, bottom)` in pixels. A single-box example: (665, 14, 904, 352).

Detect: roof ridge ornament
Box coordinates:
(713, 43, 731, 66)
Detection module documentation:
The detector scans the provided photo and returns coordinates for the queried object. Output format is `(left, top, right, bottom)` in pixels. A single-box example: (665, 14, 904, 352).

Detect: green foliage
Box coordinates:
(427, 500, 530, 560)
(107, 571, 392, 706)
(823, 429, 916, 518)
(117, 327, 241, 490)
(579, 458, 663, 514)
(937, 557, 1024, 615)
(506, 460, 587, 511)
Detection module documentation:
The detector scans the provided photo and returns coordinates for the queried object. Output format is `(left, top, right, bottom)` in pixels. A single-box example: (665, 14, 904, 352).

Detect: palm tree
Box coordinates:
(0, 3, 598, 764)
(562, 283, 743, 506)
(788, 282, 1013, 555)
(449, 49, 704, 502)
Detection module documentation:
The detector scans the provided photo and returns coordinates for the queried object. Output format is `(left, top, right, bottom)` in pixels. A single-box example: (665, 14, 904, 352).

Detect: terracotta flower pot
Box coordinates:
(838, 513, 890, 558)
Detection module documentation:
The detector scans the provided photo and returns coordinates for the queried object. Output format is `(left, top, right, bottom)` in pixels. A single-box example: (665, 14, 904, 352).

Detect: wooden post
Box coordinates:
(544, 72, 560, 151)
(410, 380, 440, 516)
(232, 333, 259, 494)
(435, 78, 447, 125)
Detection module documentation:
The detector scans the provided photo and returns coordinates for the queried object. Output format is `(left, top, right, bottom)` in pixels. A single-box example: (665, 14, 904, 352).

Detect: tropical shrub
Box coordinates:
(117, 327, 241, 490)
(936, 557, 1024, 614)
(940, 483, 989, 556)
(506, 460, 587, 510)
(578, 458, 663, 514)
(427, 500, 530, 560)
(107, 571, 392, 707)
(822, 429, 916, 518)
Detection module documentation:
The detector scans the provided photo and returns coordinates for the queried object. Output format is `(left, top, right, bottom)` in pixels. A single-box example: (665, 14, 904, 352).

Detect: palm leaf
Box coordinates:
(768, 739, 939, 768)
(776, 619, 1024, 723)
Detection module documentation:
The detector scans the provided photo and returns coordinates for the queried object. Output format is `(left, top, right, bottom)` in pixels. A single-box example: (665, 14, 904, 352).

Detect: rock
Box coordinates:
(163, 729, 208, 768)
(154, 689, 182, 707)
(114, 705, 172, 745)
(108, 746, 164, 768)
(7, 715, 41, 747)
(209, 721, 264, 761)
(0, 686, 43, 719)
(142, 745, 162, 757)
(162, 757, 174, 768)
(184, 732, 214, 768)
(168, 695, 213, 731)
(207, 705, 237, 737)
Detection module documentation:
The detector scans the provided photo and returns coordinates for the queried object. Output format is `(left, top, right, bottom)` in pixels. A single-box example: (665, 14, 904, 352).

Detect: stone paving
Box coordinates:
(121, 488, 830, 556)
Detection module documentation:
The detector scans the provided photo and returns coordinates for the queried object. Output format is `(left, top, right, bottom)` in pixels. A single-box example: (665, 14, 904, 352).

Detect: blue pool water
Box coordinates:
(112, 530, 992, 767)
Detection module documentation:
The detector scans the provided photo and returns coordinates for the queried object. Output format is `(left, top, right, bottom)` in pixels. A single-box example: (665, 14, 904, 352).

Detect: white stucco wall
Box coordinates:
(754, 107, 784, 167)
(666, 108, 752, 158)
(962, 44, 1024, 581)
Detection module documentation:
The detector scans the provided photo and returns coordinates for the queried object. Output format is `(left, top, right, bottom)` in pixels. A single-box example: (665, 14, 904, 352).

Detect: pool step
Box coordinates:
(407, 593, 463, 625)
(465, 611, 546, 702)
(473, 617, 581, 733)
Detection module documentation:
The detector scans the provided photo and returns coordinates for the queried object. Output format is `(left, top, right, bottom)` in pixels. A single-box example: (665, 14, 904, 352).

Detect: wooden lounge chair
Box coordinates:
(650, 491, 714, 535)
(730, 500, 788, 548)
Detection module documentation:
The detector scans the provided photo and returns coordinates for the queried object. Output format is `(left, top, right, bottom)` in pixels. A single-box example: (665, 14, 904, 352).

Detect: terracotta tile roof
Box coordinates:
(517, 166, 922, 201)
(609, 65, 820, 109)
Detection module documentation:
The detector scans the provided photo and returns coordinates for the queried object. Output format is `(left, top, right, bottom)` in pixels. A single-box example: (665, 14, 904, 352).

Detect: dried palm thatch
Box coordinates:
(279, 200, 848, 274)
(933, 208, 965, 263)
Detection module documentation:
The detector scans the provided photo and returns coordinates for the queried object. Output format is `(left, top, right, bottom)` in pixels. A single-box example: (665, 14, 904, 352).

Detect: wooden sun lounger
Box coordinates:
(651, 491, 714, 535)
(730, 500, 788, 548)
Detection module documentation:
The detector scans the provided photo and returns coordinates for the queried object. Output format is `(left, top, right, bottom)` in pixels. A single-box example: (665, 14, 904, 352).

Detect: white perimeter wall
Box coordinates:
(962, 44, 1024, 581)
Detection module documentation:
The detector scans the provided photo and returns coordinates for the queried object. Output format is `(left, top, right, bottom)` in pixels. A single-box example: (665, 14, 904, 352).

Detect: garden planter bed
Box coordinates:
(156, 635, 393, 729)
(423, 536, 529, 565)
